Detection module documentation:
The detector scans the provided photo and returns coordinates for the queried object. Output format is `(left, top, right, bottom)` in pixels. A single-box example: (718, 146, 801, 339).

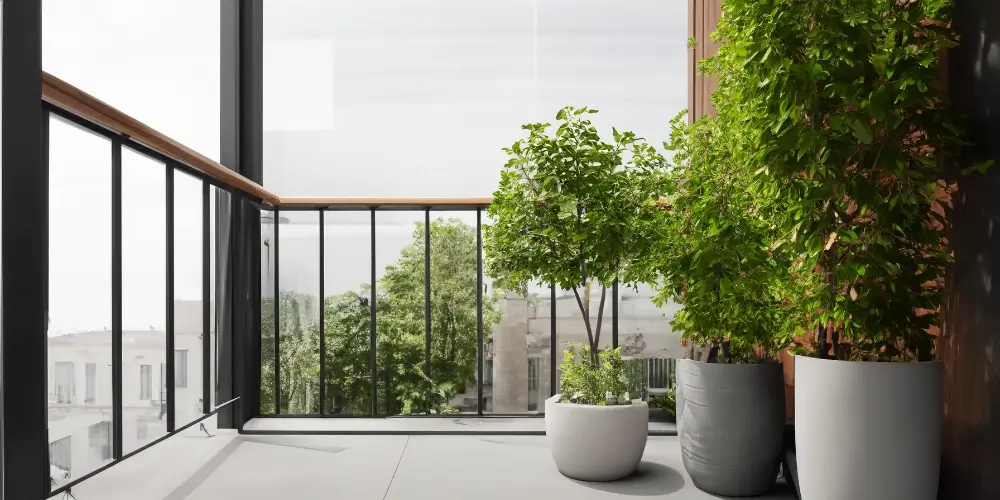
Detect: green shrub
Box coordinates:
(649, 388, 676, 419)
(558, 344, 630, 405)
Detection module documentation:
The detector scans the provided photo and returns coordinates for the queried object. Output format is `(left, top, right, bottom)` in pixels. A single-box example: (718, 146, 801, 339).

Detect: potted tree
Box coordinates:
(484, 106, 662, 481)
(710, 0, 975, 498)
(651, 112, 815, 496)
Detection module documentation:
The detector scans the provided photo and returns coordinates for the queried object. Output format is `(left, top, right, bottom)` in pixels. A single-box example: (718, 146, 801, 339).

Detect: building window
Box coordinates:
(483, 360, 493, 386)
(49, 436, 72, 480)
(85, 362, 97, 404)
(140, 364, 152, 400)
(175, 349, 188, 388)
(528, 358, 539, 391)
(88, 421, 111, 461)
(55, 362, 75, 404)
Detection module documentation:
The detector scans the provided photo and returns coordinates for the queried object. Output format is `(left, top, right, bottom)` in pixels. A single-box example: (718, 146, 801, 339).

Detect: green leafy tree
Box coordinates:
(709, 0, 974, 360)
(261, 218, 500, 415)
(484, 106, 663, 367)
(648, 111, 817, 362)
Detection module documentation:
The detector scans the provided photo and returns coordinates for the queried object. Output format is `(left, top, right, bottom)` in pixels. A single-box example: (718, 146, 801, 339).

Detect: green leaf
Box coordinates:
(849, 119, 874, 144)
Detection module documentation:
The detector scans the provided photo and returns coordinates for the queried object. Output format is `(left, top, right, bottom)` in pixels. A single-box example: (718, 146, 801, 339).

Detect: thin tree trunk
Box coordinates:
(571, 286, 595, 364)
(593, 285, 608, 365)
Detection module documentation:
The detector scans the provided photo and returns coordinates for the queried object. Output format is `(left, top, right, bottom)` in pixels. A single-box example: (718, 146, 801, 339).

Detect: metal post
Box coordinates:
(166, 167, 176, 433)
(218, 0, 263, 429)
(370, 209, 378, 416)
(2, 4, 48, 496)
(424, 209, 431, 396)
(202, 182, 212, 413)
(612, 280, 619, 348)
(476, 209, 484, 416)
(273, 208, 281, 413)
(550, 286, 557, 396)
(112, 139, 124, 459)
(319, 210, 326, 415)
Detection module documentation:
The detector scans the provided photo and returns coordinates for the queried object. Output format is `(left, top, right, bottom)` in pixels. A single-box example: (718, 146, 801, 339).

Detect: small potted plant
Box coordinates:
(651, 112, 815, 496)
(709, 1, 975, 499)
(484, 106, 662, 481)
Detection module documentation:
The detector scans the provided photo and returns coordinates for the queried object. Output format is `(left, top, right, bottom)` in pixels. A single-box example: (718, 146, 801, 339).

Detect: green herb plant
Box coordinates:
(558, 344, 630, 405)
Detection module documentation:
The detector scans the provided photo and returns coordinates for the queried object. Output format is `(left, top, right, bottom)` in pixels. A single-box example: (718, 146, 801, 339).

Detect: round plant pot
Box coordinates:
(795, 356, 942, 500)
(675, 359, 785, 496)
(544, 394, 649, 481)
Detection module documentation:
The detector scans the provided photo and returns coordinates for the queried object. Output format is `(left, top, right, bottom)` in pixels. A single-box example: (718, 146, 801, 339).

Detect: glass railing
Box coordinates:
(258, 206, 685, 417)
(42, 73, 248, 497)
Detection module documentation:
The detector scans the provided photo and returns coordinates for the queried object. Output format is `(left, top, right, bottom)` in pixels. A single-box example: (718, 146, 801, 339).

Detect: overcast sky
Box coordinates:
(40, 0, 688, 335)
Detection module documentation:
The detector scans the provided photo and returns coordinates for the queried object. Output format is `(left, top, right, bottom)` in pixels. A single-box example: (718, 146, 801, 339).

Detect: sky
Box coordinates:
(40, 0, 688, 335)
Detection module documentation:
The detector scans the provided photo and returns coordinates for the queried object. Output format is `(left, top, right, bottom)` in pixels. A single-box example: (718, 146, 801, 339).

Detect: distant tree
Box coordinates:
(261, 217, 500, 415)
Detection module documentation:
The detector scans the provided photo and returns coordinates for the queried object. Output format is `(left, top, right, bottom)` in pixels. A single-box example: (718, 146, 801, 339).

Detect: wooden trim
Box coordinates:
(40, 72, 493, 210)
(41, 71, 281, 205)
(277, 197, 493, 209)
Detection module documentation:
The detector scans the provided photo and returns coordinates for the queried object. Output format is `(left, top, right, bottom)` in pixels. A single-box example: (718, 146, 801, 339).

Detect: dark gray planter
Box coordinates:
(675, 359, 785, 496)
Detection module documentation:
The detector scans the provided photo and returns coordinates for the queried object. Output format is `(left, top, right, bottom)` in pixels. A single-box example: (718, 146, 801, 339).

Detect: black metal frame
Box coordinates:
(424, 209, 432, 388)
(165, 166, 177, 433)
(273, 208, 281, 413)
(476, 209, 485, 416)
(2, 3, 47, 494)
(318, 210, 327, 415)
(202, 183, 212, 413)
(111, 139, 125, 460)
(369, 209, 378, 416)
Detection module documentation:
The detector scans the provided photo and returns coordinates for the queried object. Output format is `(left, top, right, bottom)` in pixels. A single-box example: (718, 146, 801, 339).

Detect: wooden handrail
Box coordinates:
(40, 72, 493, 210)
(41, 72, 281, 206)
(277, 197, 493, 209)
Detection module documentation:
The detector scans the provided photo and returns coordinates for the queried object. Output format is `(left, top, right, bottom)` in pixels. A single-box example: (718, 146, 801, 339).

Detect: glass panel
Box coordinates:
(429, 212, 481, 414)
(121, 147, 168, 454)
(277, 211, 321, 414)
(173, 171, 204, 427)
(42, 0, 221, 159)
(322, 211, 373, 415)
(374, 211, 429, 415)
(48, 115, 114, 486)
(262, 0, 534, 198)
(535, 0, 686, 148)
(260, 209, 276, 414)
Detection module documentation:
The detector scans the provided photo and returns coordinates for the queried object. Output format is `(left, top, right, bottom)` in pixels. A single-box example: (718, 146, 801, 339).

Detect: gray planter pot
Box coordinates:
(676, 359, 785, 496)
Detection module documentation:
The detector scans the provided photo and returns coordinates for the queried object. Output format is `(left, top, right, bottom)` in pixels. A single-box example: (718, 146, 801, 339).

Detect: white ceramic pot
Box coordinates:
(545, 394, 649, 481)
(795, 356, 942, 500)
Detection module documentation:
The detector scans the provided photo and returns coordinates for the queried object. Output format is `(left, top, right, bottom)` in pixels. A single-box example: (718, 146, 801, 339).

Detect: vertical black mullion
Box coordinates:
(424, 210, 431, 385)
(2, 2, 47, 493)
(111, 139, 124, 459)
(319, 210, 326, 415)
(370, 209, 378, 417)
(273, 208, 281, 414)
(202, 182, 212, 413)
(166, 166, 176, 433)
(476, 209, 484, 416)
(550, 286, 557, 396)
(612, 280, 619, 348)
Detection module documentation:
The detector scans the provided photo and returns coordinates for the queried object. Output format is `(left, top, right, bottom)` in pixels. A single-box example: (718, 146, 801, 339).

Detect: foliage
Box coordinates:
(485, 106, 663, 365)
(558, 344, 630, 406)
(703, 0, 974, 361)
(261, 218, 500, 415)
(648, 111, 818, 362)
(649, 388, 676, 419)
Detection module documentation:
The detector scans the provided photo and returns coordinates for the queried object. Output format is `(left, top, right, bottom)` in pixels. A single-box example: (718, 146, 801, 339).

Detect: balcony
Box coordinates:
(4, 1, 998, 500)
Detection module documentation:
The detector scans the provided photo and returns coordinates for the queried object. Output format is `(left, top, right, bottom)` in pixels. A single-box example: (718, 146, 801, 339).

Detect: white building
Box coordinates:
(47, 301, 213, 485)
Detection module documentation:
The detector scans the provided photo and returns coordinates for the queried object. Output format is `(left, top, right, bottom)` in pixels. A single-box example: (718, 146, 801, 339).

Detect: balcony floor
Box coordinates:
(68, 429, 796, 500)
(242, 416, 678, 434)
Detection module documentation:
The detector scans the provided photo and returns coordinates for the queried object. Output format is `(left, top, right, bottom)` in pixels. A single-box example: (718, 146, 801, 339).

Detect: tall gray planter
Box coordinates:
(676, 359, 785, 496)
